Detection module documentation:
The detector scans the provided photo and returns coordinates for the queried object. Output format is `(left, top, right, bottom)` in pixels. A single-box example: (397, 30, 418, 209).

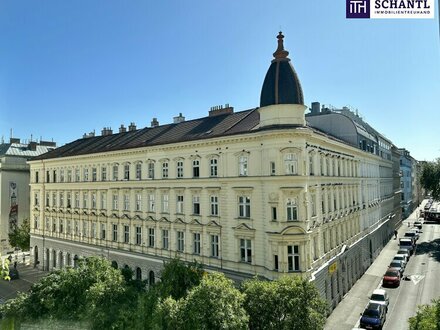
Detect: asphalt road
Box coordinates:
(384, 220, 440, 330)
(0, 258, 46, 302)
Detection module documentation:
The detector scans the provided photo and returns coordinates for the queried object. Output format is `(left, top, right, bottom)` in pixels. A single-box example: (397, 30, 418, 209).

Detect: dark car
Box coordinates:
(360, 302, 387, 329)
(382, 268, 401, 287)
(389, 260, 404, 276)
(414, 221, 423, 229)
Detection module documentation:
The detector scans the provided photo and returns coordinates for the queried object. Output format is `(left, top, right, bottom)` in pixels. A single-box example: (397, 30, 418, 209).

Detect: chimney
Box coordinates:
(151, 118, 159, 127)
(173, 113, 185, 124)
(10, 137, 20, 144)
(128, 122, 136, 131)
(101, 127, 113, 136)
(119, 124, 126, 133)
(311, 102, 320, 115)
(28, 141, 38, 151)
(209, 104, 234, 117)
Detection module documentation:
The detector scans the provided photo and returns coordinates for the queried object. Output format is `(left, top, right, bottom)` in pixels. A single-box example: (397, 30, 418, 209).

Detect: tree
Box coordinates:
(156, 258, 204, 300)
(408, 299, 440, 330)
(0, 254, 11, 281)
(158, 272, 249, 329)
(420, 159, 440, 200)
(0, 257, 143, 329)
(8, 219, 30, 251)
(242, 276, 328, 330)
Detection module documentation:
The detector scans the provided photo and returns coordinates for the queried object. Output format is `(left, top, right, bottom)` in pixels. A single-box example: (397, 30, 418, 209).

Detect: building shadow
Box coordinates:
(415, 238, 440, 262)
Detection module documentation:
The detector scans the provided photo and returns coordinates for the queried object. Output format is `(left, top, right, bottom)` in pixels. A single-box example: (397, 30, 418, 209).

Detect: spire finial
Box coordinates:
(273, 31, 289, 59)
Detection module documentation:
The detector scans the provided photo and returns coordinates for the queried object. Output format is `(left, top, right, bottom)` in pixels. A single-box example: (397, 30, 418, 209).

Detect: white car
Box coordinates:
(393, 254, 407, 269)
(369, 289, 389, 312)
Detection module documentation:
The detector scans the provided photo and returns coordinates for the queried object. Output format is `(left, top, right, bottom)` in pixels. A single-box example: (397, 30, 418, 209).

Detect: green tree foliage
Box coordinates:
(409, 299, 440, 330)
(156, 258, 204, 300)
(0, 257, 144, 329)
(159, 272, 249, 330)
(242, 276, 327, 330)
(8, 219, 30, 251)
(0, 254, 11, 281)
(420, 159, 440, 200)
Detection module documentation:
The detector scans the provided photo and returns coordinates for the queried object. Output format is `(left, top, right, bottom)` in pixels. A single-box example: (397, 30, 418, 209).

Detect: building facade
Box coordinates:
(0, 138, 56, 253)
(29, 33, 400, 310)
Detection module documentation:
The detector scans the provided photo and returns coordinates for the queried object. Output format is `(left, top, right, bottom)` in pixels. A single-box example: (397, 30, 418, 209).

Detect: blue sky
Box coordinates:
(0, 1, 439, 161)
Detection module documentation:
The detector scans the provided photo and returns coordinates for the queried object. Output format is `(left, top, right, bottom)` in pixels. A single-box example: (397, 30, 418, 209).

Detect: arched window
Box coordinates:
(149, 270, 155, 285)
(136, 267, 142, 281)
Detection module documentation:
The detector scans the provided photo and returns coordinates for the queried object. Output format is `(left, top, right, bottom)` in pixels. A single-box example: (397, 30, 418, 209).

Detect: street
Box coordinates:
(326, 201, 440, 330)
(0, 255, 46, 302)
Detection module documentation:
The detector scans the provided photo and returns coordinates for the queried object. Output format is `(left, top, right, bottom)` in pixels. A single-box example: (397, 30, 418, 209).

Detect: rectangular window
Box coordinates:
(113, 165, 118, 181)
(210, 158, 218, 177)
(240, 239, 252, 263)
(271, 206, 277, 221)
(311, 194, 317, 217)
(238, 196, 251, 218)
(148, 194, 155, 212)
(67, 169, 72, 182)
(35, 171, 39, 183)
(34, 216, 39, 229)
(162, 194, 169, 213)
(270, 161, 276, 175)
(274, 255, 279, 271)
(67, 220, 71, 234)
(53, 170, 57, 183)
(101, 223, 106, 240)
(83, 168, 89, 181)
(92, 167, 97, 181)
(59, 193, 64, 208)
(136, 193, 142, 211)
(92, 193, 96, 209)
(193, 159, 200, 178)
(52, 220, 56, 233)
(52, 193, 57, 207)
(239, 156, 248, 176)
(91, 222, 96, 238)
(162, 229, 169, 250)
(60, 169, 65, 182)
(59, 219, 64, 233)
(74, 220, 79, 235)
(66, 193, 71, 208)
(46, 171, 50, 183)
(162, 162, 169, 178)
(136, 163, 142, 180)
(75, 192, 80, 208)
(193, 195, 200, 215)
(176, 195, 184, 213)
(45, 218, 50, 231)
(288, 245, 300, 271)
(101, 192, 107, 209)
(177, 160, 184, 178)
(74, 169, 79, 182)
(136, 226, 142, 245)
(46, 192, 50, 206)
(82, 192, 88, 209)
(124, 194, 130, 211)
(148, 162, 155, 179)
(177, 231, 185, 252)
(83, 221, 87, 237)
(210, 195, 218, 216)
(287, 199, 298, 221)
(101, 167, 107, 181)
(148, 228, 155, 247)
(124, 225, 130, 243)
(309, 154, 314, 175)
(193, 232, 201, 255)
(211, 234, 219, 258)
(34, 192, 39, 207)
(285, 153, 298, 175)
(112, 224, 118, 242)
(113, 194, 118, 210)
(124, 164, 130, 180)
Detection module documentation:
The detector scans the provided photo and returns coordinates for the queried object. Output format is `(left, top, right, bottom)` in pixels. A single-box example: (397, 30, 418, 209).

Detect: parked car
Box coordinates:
(382, 268, 401, 287)
(392, 255, 407, 270)
(369, 289, 389, 312)
(404, 231, 418, 241)
(389, 260, 404, 276)
(359, 302, 387, 329)
(399, 238, 415, 255)
(397, 248, 410, 261)
(414, 221, 423, 229)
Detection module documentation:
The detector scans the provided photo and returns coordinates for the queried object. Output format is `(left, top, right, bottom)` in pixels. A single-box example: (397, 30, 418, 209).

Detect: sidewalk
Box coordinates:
(324, 204, 423, 330)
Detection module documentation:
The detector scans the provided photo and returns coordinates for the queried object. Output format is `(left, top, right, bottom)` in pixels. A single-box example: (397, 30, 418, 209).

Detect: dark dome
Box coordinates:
(260, 32, 304, 107)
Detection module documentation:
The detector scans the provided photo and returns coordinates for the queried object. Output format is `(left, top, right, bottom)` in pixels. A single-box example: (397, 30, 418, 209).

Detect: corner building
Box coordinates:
(29, 33, 398, 310)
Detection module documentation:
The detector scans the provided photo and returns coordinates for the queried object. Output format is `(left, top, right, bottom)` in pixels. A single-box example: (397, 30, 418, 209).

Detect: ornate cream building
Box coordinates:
(29, 33, 400, 310)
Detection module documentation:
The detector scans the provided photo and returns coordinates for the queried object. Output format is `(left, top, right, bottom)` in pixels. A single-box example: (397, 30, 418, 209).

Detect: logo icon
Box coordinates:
(346, 0, 370, 18)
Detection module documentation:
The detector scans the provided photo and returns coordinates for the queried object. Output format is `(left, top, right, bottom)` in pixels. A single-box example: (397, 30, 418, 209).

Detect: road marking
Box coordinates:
(410, 275, 425, 285)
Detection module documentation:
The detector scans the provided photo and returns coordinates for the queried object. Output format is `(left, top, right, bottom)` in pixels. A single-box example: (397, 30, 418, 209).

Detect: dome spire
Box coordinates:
(273, 31, 289, 60)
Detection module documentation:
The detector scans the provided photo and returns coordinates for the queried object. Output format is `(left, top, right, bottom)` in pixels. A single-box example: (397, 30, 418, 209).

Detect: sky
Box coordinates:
(0, 1, 439, 161)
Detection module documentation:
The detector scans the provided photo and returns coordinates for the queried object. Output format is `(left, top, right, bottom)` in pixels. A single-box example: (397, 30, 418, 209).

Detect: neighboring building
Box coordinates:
(29, 33, 399, 310)
(0, 138, 56, 253)
(398, 148, 414, 218)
